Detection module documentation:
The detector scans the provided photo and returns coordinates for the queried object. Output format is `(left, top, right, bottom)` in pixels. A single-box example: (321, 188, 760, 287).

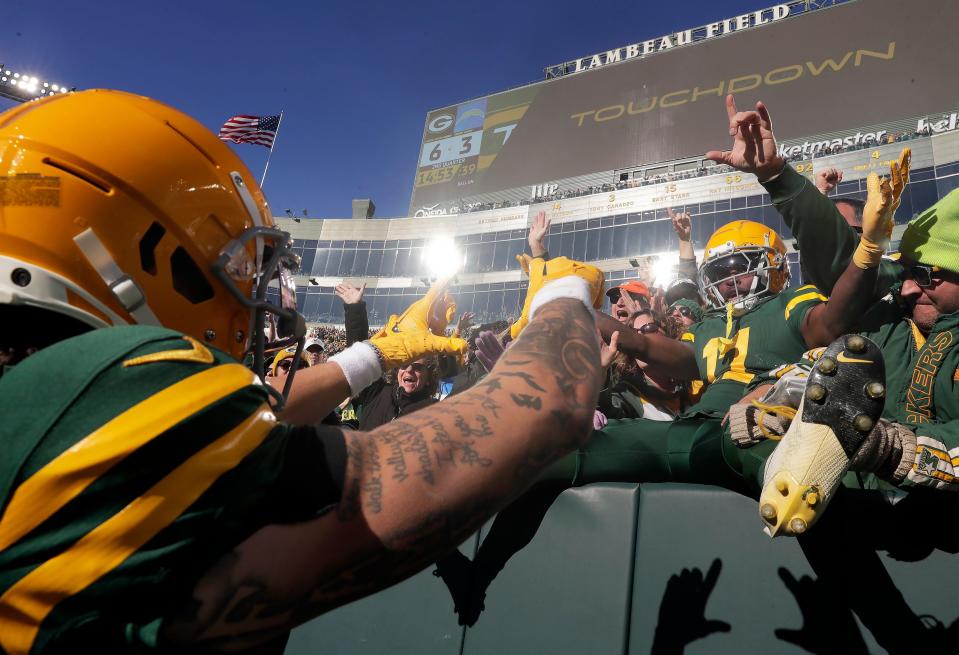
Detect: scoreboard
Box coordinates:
(409, 0, 959, 215)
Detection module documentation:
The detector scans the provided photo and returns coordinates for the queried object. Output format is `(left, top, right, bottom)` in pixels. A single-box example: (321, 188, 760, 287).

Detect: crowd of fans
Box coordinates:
(449, 127, 931, 215)
(7, 89, 959, 652)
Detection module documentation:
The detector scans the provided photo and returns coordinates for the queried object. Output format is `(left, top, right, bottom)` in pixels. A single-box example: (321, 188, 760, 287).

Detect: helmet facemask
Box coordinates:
(213, 225, 306, 408)
(699, 246, 787, 313)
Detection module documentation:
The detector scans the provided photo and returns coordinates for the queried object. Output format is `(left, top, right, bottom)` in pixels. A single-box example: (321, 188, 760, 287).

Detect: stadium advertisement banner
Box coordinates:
(410, 0, 959, 214)
(526, 137, 934, 225)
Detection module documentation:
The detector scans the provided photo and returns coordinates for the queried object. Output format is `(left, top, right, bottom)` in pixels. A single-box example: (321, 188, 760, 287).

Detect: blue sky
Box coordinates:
(3, 0, 763, 218)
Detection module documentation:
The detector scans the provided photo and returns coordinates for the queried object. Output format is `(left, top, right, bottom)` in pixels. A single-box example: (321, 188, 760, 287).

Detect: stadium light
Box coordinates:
(652, 257, 676, 289)
(422, 237, 462, 280)
(0, 64, 71, 103)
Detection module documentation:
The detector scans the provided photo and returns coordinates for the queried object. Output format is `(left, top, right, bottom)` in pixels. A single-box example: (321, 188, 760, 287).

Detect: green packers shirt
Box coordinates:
(680, 285, 827, 416)
(0, 326, 343, 654)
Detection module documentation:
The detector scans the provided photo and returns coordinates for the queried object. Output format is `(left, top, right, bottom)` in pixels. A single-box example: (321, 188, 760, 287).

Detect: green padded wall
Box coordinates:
(628, 483, 959, 654)
(462, 483, 640, 655)
(286, 483, 959, 654)
(284, 535, 475, 655)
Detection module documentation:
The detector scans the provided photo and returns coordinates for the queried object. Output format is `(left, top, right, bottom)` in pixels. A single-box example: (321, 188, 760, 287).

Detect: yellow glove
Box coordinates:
(509, 256, 606, 339)
(854, 148, 911, 269)
(369, 329, 468, 369)
(373, 276, 457, 338)
(515, 253, 532, 276)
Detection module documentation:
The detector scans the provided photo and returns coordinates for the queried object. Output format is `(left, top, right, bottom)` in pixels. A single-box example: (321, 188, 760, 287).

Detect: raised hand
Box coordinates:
(705, 95, 785, 182)
(528, 211, 551, 258)
(334, 282, 367, 305)
(474, 330, 506, 373)
(600, 330, 620, 369)
(815, 167, 843, 195)
(862, 148, 912, 248)
(652, 558, 731, 652)
(668, 208, 692, 242)
(456, 311, 476, 336)
(620, 290, 646, 317)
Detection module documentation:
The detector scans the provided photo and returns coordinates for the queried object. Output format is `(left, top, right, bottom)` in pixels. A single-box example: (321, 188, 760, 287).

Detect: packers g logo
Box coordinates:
(428, 114, 454, 134)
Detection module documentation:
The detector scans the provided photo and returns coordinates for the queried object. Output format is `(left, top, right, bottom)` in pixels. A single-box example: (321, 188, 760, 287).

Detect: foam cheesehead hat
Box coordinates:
(899, 188, 959, 274)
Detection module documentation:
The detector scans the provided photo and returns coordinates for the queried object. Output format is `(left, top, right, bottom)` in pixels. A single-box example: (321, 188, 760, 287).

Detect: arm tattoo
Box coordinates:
(163, 300, 601, 650)
(510, 393, 542, 409)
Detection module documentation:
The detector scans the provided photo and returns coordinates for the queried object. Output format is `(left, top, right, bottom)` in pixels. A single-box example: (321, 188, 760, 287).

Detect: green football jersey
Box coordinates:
(0, 326, 337, 654)
(680, 284, 826, 415)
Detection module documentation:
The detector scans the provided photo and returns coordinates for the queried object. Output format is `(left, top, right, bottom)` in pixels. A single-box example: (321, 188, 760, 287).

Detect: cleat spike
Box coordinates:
(805, 491, 819, 506)
(846, 335, 867, 353)
(854, 414, 874, 432)
(818, 357, 837, 375)
(789, 518, 807, 534)
(760, 504, 777, 521)
(806, 383, 827, 402)
(866, 382, 885, 399)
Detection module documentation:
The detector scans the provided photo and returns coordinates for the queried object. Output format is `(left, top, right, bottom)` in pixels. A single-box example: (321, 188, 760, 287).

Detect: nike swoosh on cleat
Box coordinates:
(835, 353, 874, 364)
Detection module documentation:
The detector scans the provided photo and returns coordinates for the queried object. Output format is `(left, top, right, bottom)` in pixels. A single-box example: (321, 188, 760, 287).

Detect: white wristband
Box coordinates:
(529, 276, 595, 321)
(330, 341, 383, 396)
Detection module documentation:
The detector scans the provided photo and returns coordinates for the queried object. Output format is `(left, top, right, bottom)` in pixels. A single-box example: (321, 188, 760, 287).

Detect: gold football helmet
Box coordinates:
(0, 90, 303, 387)
(698, 220, 789, 311)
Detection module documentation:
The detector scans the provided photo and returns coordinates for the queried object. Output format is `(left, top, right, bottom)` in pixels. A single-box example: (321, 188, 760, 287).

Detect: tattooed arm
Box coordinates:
(163, 298, 601, 650)
(596, 311, 700, 380)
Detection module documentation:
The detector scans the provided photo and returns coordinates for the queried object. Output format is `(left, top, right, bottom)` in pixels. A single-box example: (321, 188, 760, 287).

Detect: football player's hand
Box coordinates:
(705, 95, 786, 182)
(369, 329, 468, 370)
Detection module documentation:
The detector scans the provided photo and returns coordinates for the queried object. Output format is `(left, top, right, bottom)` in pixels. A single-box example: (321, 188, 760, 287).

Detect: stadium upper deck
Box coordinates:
(273, 0, 959, 327)
(278, 128, 959, 327)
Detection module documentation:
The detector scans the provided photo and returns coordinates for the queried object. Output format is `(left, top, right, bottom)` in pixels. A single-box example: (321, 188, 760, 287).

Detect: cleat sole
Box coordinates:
(759, 335, 885, 537)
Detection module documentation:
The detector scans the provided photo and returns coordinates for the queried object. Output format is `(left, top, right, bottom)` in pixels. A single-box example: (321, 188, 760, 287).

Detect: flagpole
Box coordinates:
(260, 110, 284, 189)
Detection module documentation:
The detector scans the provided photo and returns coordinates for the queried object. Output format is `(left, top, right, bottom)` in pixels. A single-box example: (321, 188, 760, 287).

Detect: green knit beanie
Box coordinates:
(670, 298, 704, 323)
(899, 188, 959, 274)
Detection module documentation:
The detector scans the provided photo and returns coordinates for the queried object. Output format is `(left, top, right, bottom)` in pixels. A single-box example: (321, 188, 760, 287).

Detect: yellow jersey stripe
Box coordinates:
(123, 335, 214, 367)
(681, 332, 695, 343)
(909, 320, 926, 352)
(784, 291, 828, 320)
(721, 371, 755, 384)
(0, 404, 275, 655)
(0, 363, 257, 553)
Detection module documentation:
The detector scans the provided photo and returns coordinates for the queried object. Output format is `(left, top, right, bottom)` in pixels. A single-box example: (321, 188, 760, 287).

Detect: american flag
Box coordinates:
(218, 114, 280, 148)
